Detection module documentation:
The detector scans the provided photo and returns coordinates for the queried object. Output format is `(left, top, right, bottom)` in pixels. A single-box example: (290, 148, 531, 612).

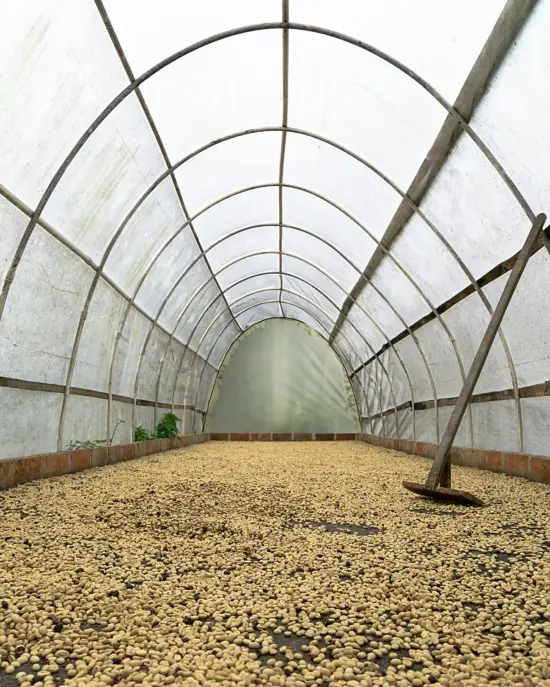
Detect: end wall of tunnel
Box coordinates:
(205, 319, 361, 434)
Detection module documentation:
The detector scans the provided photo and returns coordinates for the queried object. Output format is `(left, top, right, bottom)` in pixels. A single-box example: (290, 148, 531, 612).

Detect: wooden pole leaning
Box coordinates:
(404, 213, 547, 506)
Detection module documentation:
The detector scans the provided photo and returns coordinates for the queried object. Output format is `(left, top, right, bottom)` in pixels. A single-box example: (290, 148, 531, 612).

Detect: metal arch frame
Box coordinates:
(151, 261, 416, 437)
(104, 174, 454, 443)
(164, 272, 399, 438)
(53, 98, 524, 449)
(60, 181, 463, 448)
(1, 19, 540, 329)
(122, 223, 402, 441)
(197, 310, 366, 436)
(200, 314, 364, 434)
(182, 293, 375, 434)
(198, 309, 366, 436)
(130, 222, 439, 447)
(149, 243, 421, 429)
(153, 267, 384, 434)
(100, 176, 448, 450)
(155, 249, 421, 437)
(132, 222, 414, 429)
(184, 291, 378, 435)
(195, 322, 373, 435)
(234, 287, 388, 435)
(2, 21, 536, 446)
(204, 292, 380, 434)
(91, 124, 527, 451)
(13, 117, 521, 448)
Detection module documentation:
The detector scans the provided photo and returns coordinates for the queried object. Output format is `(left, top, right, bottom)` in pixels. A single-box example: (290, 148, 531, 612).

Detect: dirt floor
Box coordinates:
(0, 442, 549, 687)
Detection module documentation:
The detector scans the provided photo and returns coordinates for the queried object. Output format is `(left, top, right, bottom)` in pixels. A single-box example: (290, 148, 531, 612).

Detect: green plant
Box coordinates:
(133, 414, 180, 442)
(67, 439, 106, 451)
(109, 418, 125, 445)
(68, 418, 126, 450)
(134, 425, 152, 442)
(156, 413, 180, 439)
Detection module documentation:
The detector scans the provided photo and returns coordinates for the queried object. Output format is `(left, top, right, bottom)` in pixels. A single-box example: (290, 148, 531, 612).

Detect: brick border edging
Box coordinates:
(209, 433, 359, 442)
(6, 432, 545, 489)
(0, 434, 209, 491)
(357, 434, 550, 484)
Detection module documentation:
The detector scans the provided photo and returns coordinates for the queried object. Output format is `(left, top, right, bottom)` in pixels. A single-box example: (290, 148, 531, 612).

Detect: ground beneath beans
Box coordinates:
(1, 442, 549, 687)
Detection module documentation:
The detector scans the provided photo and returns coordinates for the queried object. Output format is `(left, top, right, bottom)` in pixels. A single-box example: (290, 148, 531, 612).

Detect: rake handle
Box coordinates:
(426, 214, 547, 490)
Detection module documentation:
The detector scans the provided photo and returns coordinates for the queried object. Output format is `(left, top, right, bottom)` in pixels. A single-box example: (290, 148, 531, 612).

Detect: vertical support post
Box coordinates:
(426, 214, 546, 490)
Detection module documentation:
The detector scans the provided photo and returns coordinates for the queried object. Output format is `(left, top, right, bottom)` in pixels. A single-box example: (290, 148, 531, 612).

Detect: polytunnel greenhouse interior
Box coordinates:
(1, 1, 550, 686)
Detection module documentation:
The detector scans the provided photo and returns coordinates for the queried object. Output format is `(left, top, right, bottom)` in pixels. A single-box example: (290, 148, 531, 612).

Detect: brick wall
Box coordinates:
(0, 434, 209, 491)
(4, 432, 546, 490)
(358, 434, 550, 484)
(209, 432, 359, 441)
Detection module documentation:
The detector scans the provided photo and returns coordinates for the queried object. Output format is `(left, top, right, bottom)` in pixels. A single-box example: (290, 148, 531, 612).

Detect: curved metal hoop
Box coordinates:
(73, 120, 524, 450)
(198, 311, 367, 435)
(129, 223, 416, 431)
(174, 283, 389, 437)
(115, 178, 453, 383)
(85, 123, 523, 450)
(101, 196, 445, 449)
(108, 175, 454, 441)
(191, 297, 377, 435)
(112, 230, 442, 452)
(56, 124, 522, 450)
(200, 313, 366, 433)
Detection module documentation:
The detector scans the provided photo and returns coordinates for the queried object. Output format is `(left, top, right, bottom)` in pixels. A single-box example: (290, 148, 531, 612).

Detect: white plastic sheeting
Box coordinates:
(1, 0, 550, 458)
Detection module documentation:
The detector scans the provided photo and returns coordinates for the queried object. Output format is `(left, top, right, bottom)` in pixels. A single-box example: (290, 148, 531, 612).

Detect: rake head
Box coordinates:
(403, 481, 485, 507)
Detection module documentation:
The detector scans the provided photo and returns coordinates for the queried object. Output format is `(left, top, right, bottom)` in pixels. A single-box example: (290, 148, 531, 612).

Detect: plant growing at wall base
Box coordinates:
(68, 419, 125, 450)
(67, 439, 106, 451)
(156, 413, 180, 438)
(134, 426, 152, 442)
(109, 418, 126, 446)
(133, 414, 180, 441)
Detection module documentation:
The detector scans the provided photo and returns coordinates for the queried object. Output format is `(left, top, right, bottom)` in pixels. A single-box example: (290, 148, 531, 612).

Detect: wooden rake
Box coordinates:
(404, 213, 547, 507)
